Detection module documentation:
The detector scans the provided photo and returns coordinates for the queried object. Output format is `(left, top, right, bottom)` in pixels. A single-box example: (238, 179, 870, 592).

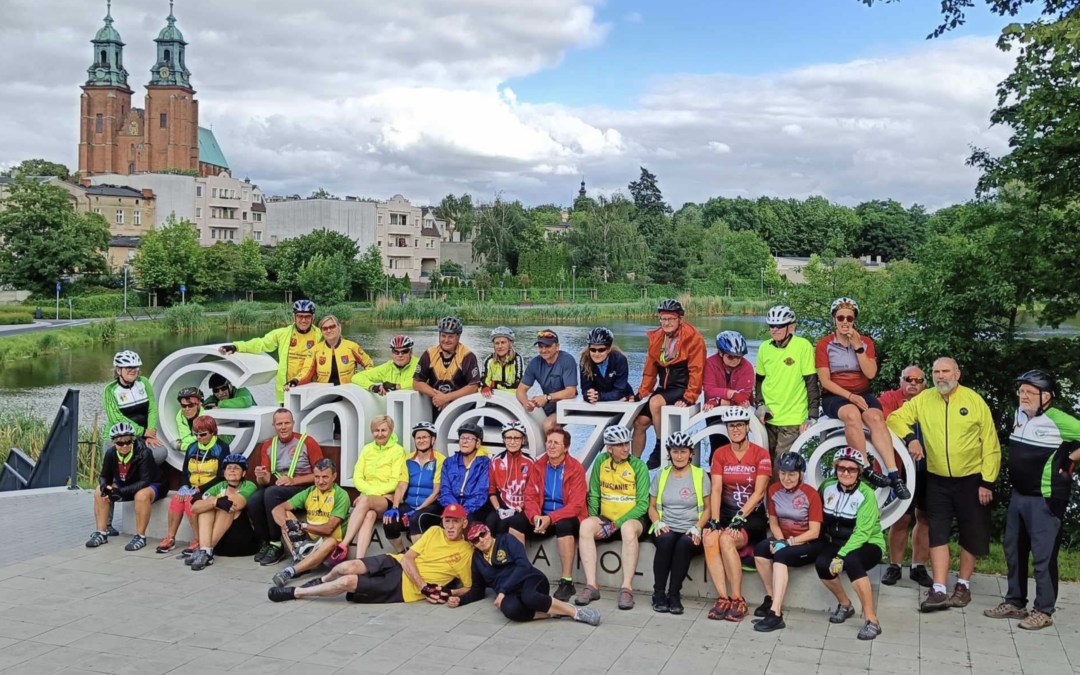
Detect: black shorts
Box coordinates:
(753, 538, 823, 568)
(639, 389, 687, 418)
(488, 510, 532, 536)
(926, 473, 990, 556)
(529, 517, 579, 539)
(118, 482, 168, 502)
(384, 503, 443, 540)
(821, 392, 882, 420)
(213, 512, 260, 557)
(595, 516, 649, 542)
(899, 460, 928, 516)
(346, 555, 406, 604)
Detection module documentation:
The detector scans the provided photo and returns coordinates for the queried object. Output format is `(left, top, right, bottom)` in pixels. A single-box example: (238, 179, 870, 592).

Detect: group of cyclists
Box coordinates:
(88, 296, 1080, 638)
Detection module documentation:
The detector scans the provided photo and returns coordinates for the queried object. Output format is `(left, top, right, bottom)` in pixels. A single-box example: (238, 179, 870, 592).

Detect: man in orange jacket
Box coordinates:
(632, 299, 707, 469)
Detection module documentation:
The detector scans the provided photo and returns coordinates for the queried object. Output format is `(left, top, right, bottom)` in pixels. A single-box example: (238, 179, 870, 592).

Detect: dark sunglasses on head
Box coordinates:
(114, 439, 134, 447)
(180, 402, 199, 409)
(835, 315, 856, 323)
(589, 347, 609, 354)
(391, 349, 411, 356)
(903, 377, 925, 384)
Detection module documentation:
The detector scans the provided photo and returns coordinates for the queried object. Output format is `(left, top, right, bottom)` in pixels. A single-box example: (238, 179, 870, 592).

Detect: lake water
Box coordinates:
(0, 316, 768, 429)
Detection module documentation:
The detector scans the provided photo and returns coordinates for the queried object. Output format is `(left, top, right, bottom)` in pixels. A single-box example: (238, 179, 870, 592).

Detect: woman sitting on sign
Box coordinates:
(337, 415, 407, 560)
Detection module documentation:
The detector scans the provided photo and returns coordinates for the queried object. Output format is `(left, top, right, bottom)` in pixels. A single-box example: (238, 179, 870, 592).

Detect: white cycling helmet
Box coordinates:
(765, 305, 796, 327)
(109, 422, 137, 439)
(721, 407, 752, 424)
(501, 420, 528, 439)
(830, 297, 859, 317)
(491, 326, 516, 342)
(602, 426, 633, 445)
(666, 431, 693, 449)
(113, 350, 142, 368)
(833, 446, 865, 468)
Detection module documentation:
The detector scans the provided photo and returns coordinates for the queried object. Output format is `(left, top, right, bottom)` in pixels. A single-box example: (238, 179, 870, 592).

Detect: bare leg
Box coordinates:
(294, 574, 356, 599)
(578, 518, 600, 588)
(648, 396, 665, 458)
(340, 494, 373, 555)
(912, 509, 930, 565)
(547, 598, 577, 618)
(542, 415, 558, 434)
(864, 410, 896, 471)
(632, 414, 650, 457)
(356, 495, 390, 558)
(755, 557, 774, 598)
(93, 492, 111, 531)
(388, 536, 406, 554)
(930, 545, 950, 585)
(293, 538, 339, 574)
(208, 511, 235, 548)
(822, 577, 851, 607)
(958, 547, 977, 580)
(197, 511, 215, 547)
(556, 536, 577, 579)
(851, 577, 877, 622)
(133, 488, 155, 536)
(772, 564, 790, 614)
(186, 513, 200, 542)
(719, 532, 745, 598)
(704, 531, 728, 596)
(838, 405, 866, 454)
(888, 514, 912, 564)
(620, 520, 643, 590)
(165, 508, 182, 539)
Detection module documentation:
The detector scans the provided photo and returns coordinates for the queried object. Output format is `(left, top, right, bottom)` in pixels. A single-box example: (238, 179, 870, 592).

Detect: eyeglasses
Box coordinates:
(903, 377, 925, 384)
(114, 439, 134, 447)
(391, 349, 411, 356)
(180, 402, 199, 409)
(295, 313, 313, 319)
(726, 422, 748, 429)
(196, 431, 211, 438)
(835, 466, 860, 475)
(835, 315, 855, 323)
(722, 353, 742, 360)
(1018, 388, 1041, 397)
(589, 347, 609, 354)
(659, 317, 680, 323)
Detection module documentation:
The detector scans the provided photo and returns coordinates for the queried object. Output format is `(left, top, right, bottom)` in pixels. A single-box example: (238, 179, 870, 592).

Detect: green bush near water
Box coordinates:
(0, 409, 99, 487)
(225, 301, 262, 328)
(162, 303, 209, 333)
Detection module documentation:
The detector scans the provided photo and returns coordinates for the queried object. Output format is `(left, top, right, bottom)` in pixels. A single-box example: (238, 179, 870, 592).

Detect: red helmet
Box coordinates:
(389, 335, 414, 351)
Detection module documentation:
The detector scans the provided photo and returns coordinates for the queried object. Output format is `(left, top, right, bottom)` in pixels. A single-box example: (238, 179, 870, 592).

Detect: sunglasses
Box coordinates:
(391, 349, 411, 356)
(468, 533, 488, 544)
(213, 386, 230, 393)
(903, 377, 925, 384)
(196, 431, 211, 438)
(835, 315, 856, 323)
(835, 466, 860, 475)
(537, 331, 556, 339)
(114, 439, 134, 447)
(180, 402, 199, 409)
(589, 347, 609, 354)
(722, 353, 742, 359)
(768, 323, 792, 330)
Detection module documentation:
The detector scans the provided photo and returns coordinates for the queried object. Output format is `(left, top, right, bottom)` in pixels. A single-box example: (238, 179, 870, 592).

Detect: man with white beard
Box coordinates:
(888, 358, 1000, 613)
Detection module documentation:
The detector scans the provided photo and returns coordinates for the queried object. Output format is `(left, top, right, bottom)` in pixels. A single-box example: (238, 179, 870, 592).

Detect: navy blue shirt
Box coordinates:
(522, 351, 578, 415)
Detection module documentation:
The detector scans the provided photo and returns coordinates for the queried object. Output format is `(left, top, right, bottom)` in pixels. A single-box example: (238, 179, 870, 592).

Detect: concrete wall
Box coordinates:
(88, 173, 196, 229)
(442, 241, 481, 275)
(265, 198, 377, 252)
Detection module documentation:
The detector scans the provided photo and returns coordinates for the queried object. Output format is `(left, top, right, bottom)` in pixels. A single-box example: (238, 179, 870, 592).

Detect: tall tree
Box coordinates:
(435, 193, 477, 240)
(352, 244, 385, 298)
(1, 159, 70, 180)
(854, 199, 928, 262)
(472, 198, 529, 275)
(132, 215, 203, 299)
(268, 229, 360, 291)
(298, 253, 349, 304)
(566, 195, 648, 281)
(628, 166, 672, 249)
(196, 241, 242, 295)
(0, 178, 110, 295)
(234, 238, 267, 291)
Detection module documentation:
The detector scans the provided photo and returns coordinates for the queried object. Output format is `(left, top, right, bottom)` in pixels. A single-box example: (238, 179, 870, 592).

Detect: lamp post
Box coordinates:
(572, 265, 577, 303)
(760, 267, 765, 298)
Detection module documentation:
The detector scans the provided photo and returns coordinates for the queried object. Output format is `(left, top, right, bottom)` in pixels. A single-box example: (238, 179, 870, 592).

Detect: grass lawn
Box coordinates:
(944, 542, 1080, 580)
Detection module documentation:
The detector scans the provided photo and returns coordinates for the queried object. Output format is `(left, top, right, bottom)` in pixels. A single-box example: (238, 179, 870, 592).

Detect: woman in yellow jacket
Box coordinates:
(287, 315, 374, 388)
(336, 415, 407, 560)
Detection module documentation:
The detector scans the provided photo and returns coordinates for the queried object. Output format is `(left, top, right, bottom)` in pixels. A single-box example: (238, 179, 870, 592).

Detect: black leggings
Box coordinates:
(652, 530, 703, 597)
(246, 485, 306, 544)
(753, 538, 823, 568)
(815, 541, 882, 582)
(486, 510, 532, 536)
(384, 503, 443, 540)
(213, 513, 260, 557)
(500, 571, 555, 622)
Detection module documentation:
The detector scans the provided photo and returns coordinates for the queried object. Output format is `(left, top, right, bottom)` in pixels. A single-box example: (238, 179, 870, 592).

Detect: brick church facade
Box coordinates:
(79, 2, 226, 179)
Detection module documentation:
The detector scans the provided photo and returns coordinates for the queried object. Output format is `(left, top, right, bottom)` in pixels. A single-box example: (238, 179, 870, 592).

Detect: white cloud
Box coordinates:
(624, 12, 643, 24)
(0, 2, 1013, 210)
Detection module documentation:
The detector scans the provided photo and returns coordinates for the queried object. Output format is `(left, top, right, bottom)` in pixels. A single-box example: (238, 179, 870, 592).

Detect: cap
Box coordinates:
(535, 330, 559, 346)
(466, 522, 490, 542)
(442, 503, 468, 520)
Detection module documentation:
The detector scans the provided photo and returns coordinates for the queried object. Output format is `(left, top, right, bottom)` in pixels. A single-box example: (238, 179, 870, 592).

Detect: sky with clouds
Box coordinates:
(0, 0, 1027, 210)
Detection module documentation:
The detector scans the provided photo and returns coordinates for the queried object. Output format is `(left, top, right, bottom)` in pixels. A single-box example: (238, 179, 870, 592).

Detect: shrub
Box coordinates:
(0, 312, 33, 325)
(226, 301, 262, 328)
(163, 303, 208, 333)
(319, 303, 357, 324)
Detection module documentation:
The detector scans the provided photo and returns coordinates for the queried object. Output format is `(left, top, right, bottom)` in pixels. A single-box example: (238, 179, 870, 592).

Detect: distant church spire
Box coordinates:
(578, 176, 587, 199)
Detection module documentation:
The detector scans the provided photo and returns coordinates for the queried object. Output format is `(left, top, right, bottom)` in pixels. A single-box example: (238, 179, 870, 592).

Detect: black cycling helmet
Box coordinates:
(457, 422, 483, 442)
(177, 387, 202, 401)
(438, 316, 464, 335)
(657, 298, 685, 316)
(587, 327, 614, 347)
(1018, 370, 1055, 415)
(777, 452, 807, 473)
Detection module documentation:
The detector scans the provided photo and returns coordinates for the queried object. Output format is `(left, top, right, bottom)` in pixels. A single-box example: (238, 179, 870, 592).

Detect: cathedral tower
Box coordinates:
(79, 1, 134, 176)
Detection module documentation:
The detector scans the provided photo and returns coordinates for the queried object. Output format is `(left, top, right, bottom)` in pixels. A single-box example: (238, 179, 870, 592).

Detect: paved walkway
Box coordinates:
(0, 489, 1077, 675)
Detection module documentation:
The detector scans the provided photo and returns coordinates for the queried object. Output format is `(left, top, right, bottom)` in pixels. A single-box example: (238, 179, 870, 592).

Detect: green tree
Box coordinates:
(437, 260, 464, 277)
(353, 244, 385, 299)
(435, 193, 477, 240)
(0, 178, 110, 295)
(298, 253, 349, 304)
(311, 188, 331, 199)
(650, 235, 690, 287)
(269, 229, 360, 291)
(473, 198, 529, 275)
(566, 195, 648, 281)
(234, 238, 267, 291)
(132, 215, 203, 299)
(1, 159, 70, 180)
(196, 242, 242, 295)
(714, 229, 777, 289)
(854, 199, 928, 262)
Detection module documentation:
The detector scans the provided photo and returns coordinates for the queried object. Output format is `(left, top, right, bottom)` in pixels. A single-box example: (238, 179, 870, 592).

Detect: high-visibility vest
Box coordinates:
(654, 465, 705, 528)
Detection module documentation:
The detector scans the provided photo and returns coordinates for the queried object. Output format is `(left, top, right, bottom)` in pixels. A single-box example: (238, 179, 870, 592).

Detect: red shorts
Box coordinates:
(168, 493, 196, 518)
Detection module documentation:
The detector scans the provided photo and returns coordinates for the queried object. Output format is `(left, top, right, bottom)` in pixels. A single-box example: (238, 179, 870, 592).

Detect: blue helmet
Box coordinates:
(223, 453, 248, 472)
(715, 331, 748, 356)
(293, 299, 315, 314)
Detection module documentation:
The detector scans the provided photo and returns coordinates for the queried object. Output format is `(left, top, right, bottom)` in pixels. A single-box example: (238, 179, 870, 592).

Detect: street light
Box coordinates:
(572, 265, 577, 303)
(760, 267, 765, 298)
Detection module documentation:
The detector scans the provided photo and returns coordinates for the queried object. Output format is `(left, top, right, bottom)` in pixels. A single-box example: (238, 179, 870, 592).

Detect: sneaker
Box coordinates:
(1018, 609, 1053, 630)
(125, 535, 147, 552)
(190, 550, 213, 571)
(183, 540, 201, 556)
(858, 620, 883, 641)
(984, 602, 1029, 620)
(85, 531, 108, 548)
(725, 597, 749, 622)
(754, 595, 773, 617)
(890, 474, 911, 501)
(106, 524, 120, 537)
(254, 542, 272, 563)
(861, 466, 892, 489)
(947, 583, 971, 608)
(651, 593, 670, 613)
(829, 603, 855, 624)
(267, 586, 296, 603)
(301, 576, 326, 589)
(754, 610, 786, 632)
(920, 590, 951, 612)
(184, 551, 195, 566)
(646, 441, 661, 470)
(260, 545, 285, 566)
(272, 569, 295, 588)
(618, 589, 635, 610)
(668, 595, 684, 615)
(554, 579, 576, 602)
(573, 607, 602, 626)
(574, 585, 601, 606)
(155, 536, 176, 554)
(881, 564, 902, 586)
(910, 566, 933, 588)
(708, 597, 731, 621)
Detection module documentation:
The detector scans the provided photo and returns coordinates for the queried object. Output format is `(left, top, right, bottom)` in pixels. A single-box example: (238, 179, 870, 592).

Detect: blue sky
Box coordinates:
(510, 0, 1034, 108)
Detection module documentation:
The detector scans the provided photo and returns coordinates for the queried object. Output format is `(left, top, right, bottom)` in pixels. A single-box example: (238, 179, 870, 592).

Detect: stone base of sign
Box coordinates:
(123, 496, 876, 612)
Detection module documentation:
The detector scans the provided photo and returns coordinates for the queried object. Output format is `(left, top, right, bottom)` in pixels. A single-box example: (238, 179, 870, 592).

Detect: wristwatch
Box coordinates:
(546, 394, 552, 403)
(854, 346, 866, 354)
